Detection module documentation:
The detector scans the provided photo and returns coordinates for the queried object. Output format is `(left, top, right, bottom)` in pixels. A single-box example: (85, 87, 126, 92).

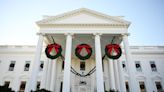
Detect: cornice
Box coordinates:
(38, 23, 129, 28)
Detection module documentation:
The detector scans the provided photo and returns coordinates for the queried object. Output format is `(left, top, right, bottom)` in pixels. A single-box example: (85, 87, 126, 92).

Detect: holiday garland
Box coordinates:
(75, 44, 92, 60)
(60, 55, 96, 77)
(71, 66, 96, 77)
(31, 89, 51, 92)
(105, 44, 122, 59)
(45, 43, 62, 59)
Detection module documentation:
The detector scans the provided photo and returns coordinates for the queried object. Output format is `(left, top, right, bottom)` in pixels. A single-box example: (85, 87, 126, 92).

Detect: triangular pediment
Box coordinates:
(37, 8, 130, 25)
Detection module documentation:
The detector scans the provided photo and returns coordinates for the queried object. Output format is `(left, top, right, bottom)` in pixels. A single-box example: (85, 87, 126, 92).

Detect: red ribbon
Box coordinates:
(106, 44, 120, 55)
(77, 45, 91, 54)
(47, 44, 61, 53)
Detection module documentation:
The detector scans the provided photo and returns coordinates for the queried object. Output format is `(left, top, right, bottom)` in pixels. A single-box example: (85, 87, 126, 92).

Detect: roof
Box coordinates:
(36, 8, 130, 27)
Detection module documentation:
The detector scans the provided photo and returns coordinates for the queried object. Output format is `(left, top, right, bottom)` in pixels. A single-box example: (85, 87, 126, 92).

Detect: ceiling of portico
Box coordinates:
(45, 34, 122, 58)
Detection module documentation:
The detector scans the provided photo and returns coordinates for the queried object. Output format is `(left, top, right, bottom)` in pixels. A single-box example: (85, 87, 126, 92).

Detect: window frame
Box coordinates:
(135, 61, 142, 72)
(122, 61, 127, 71)
(80, 62, 85, 71)
(8, 61, 16, 71)
(4, 81, 10, 88)
(40, 61, 44, 71)
(139, 81, 146, 92)
(24, 61, 30, 71)
(150, 61, 157, 72)
(19, 81, 26, 92)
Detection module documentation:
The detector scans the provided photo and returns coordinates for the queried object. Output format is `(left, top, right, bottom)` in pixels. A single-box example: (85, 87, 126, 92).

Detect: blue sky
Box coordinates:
(0, 0, 164, 46)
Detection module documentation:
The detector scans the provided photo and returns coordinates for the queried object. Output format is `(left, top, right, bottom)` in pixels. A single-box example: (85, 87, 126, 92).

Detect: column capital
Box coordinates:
(93, 33, 102, 36)
(64, 33, 74, 36)
(121, 33, 130, 37)
(36, 32, 46, 36)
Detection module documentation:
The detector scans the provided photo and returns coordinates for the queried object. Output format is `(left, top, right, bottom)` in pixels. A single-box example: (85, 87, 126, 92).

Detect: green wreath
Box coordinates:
(75, 44, 92, 60)
(105, 44, 122, 59)
(45, 43, 62, 59)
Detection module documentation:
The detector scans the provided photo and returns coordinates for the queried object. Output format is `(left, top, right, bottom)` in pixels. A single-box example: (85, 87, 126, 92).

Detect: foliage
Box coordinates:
(0, 85, 14, 92)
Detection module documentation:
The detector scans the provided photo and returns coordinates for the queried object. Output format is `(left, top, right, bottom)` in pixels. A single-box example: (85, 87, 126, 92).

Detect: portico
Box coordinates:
(25, 8, 135, 92)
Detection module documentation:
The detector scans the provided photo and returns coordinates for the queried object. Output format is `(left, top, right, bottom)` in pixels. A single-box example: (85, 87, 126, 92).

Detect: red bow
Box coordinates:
(106, 44, 120, 55)
(47, 44, 61, 53)
(77, 45, 91, 54)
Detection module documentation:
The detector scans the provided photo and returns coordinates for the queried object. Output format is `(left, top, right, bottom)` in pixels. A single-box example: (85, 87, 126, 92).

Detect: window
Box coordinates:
(122, 61, 126, 71)
(40, 61, 44, 71)
(9, 61, 15, 71)
(36, 81, 40, 91)
(139, 81, 146, 92)
(19, 81, 26, 92)
(24, 61, 30, 71)
(80, 62, 85, 71)
(125, 81, 129, 92)
(150, 61, 157, 72)
(62, 61, 64, 70)
(155, 81, 163, 92)
(60, 82, 63, 92)
(4, 81, 10, 88)
(102, 60, 104, 72)
(135, 61, 142, 72)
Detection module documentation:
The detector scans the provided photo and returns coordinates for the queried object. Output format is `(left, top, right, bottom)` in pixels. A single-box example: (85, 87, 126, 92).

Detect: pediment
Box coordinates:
(37, 8, 130, 26)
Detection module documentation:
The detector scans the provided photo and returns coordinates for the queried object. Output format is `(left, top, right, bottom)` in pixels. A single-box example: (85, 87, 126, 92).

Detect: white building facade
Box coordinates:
(0, 8, 164, 92)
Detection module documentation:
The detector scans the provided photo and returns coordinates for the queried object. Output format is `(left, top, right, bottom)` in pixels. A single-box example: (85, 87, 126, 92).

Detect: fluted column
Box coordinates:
(117, 60, 126, 92)
(50, 59, 57, 91)
(63, 33, 72, 92)
(104, 61, 110, 91)
(122, 34, 138, 92)
(94, 34, 105, 92)
(113, 60, 121, 91)
(25, 33, 44, 92)
(109, 59, 116, 90)
(46, 59, 52, 90)
(40, 59, 49, 89)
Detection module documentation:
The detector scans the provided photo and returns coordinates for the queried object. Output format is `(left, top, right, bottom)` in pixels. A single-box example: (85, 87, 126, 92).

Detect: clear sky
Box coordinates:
(0, 0, 164, 46)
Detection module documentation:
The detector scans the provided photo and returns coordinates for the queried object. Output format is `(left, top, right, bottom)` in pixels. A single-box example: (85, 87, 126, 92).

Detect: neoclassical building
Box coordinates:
(0, 8, 164, 92)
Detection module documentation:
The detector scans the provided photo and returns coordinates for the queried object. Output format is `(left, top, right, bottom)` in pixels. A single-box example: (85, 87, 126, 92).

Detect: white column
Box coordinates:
(94, 34, 105, 92)
(25, 33, 44, 92)
(117, 60, 126, 92)
(108, 59, 116, 90)
(113, 60, 121, 91)
(55, 78, 61, 92)
(104, 61, 110, 91)
(91, 61, 95, 92)
(40, 59, 49, 89)
(63, 34, 72, 92)
(122, 34, 138, 92)
(46, 59, 52, 90)
(50, 59, 57, 91)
